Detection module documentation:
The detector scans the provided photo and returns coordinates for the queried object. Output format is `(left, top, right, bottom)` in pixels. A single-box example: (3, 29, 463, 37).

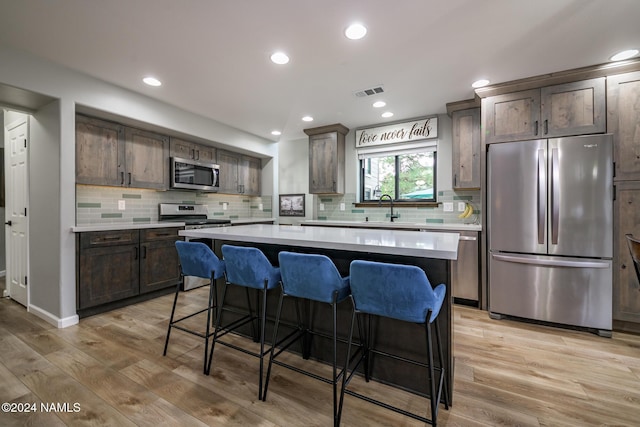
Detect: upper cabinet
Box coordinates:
(483, 77, 606, 144)
(124, 127, 169, 190)
(305, 123, 349, 194)
(170, 137, 216, 164)
(217, 149, 261, 196)
(76, 115, 169, 190)
(76, 115, 125, 187)
(607, 71, 640, 181)
(452, 108, 480, 189)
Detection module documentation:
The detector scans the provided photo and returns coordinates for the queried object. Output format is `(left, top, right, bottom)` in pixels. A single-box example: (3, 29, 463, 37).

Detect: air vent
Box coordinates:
(354, 85, 385, 97)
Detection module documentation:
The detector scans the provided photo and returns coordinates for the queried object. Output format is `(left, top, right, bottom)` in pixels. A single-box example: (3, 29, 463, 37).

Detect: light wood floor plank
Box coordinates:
(2, 290, 640, 426)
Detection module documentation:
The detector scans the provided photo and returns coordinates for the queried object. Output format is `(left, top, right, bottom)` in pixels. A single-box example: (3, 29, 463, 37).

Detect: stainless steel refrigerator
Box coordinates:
(488, 134, 613, 335)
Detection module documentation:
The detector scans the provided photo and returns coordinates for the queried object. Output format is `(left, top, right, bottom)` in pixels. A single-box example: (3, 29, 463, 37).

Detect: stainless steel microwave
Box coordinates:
(170, 157, 220, 192)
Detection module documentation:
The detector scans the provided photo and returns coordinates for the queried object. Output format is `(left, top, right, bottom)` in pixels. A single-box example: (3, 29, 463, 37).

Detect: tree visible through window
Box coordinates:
(361, 151, 436, 201)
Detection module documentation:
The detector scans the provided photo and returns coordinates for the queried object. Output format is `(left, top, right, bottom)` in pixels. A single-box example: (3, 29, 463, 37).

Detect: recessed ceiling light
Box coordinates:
(270, 52, 290, 65)
(271, 130, 282, 136)
(610, 49, 639, 61)
(345, 23, 367, 40)
(143, 76, 162, 87)
(372, 101, 386, 108)
(302, 116, 314, 122)
(472, 79, 490, 88)
(381, 112, 394, 118)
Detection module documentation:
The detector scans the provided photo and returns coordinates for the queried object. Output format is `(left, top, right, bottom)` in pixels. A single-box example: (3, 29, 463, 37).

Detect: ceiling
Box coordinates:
(1, 0, 639, 142)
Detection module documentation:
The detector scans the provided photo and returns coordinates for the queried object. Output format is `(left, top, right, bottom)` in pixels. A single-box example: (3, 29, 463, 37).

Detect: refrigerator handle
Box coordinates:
(537, 149, 546, 245)
(551, 147, 560, 245)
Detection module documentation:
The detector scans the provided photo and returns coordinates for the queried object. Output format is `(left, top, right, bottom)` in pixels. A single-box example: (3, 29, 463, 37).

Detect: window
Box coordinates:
(360, 149, 436, 202)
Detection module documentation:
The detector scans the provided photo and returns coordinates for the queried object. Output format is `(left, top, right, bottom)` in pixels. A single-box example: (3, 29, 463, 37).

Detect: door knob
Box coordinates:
(4, 221, 11, 226)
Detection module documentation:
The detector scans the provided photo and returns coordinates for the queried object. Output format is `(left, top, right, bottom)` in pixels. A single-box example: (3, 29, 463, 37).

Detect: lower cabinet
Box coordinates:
(77, 227, 181, 311)
(613, 182, 640, 327)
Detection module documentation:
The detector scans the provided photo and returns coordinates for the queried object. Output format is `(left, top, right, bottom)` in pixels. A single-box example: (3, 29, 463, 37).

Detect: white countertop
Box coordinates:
(70, 218, 276, 233)
(303, 219, 481, 232)
(179, 224, 460, 260)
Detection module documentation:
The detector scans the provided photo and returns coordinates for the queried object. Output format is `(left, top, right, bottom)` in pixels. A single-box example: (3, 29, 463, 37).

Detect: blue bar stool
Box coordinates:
(338, 260, 449, 426)
(262, 251, 352, 427)
(164, 241, 225, 375)
(207, 244, 281, 400)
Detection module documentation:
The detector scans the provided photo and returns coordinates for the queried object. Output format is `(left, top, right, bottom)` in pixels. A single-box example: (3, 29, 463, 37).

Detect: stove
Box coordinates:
(159, 203, 231, 229)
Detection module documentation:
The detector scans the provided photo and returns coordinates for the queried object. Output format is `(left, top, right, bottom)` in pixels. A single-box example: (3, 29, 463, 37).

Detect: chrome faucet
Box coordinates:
(378, 194, 398, 222)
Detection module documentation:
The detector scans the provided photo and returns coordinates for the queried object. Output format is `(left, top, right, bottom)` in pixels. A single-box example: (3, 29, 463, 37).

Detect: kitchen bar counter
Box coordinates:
(180, 223, 457, 403)
(178, 223, 460, 260)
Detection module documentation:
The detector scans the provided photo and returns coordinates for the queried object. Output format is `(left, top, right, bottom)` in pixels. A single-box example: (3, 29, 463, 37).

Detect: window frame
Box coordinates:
(358, 148, 437, 204)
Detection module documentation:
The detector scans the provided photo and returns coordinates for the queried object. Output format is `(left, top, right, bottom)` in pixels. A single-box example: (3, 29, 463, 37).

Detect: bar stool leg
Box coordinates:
(435, 317, 449, 409)
(258, 280, 269, 400)
(425, 312, 438, 426)
(337, 304, 357, 426)
(163, 276, 182, 357)
(203, 277, 216, 375)
(207, 279, 229, 375)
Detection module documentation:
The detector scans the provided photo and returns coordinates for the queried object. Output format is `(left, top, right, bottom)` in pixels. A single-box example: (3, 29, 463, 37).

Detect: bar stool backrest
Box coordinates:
(278, 251, 350, 303)
(175, 241, 225, 280)
(221, 244, 280, 289)
(626, 234, 640, 285)
(349, 260, 446, 324)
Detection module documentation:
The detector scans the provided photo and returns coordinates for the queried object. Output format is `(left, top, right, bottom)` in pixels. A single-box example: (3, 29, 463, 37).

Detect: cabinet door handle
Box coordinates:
(134, 247, 139, 260)
(544, 119, 549, 135)
(102, 236, 122, 241)
(142, 245, 147, 259)
(121, 171, 125, 185)
(128, 172, 132, 185)
(333, 181, 336, 192)
(534, 120, 539, 136)
(191, 148, 195, 159)
(454, 174, 457, 187)
(196, 150, 200, 160)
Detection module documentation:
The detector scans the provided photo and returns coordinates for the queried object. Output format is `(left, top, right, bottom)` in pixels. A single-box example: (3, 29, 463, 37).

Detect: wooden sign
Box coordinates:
(355, 116, 437, 148)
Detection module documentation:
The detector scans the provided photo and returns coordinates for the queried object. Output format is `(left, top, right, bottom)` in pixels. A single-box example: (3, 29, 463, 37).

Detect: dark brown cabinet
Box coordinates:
(217, 149, 261, 195)
(305, 124, 349, 194)
(483, 77, 606, 144)
(77, 227, 181, 311)
(78, 230, 140, 310)
(76, 115, 169, 190)
(452, 108, 481, 189)
(123, 127, 169, 190)
(613, 181, 640, 325)
(170, 137, 216, 164)
(608, 71, 640, 330)
(608, 71, 640, 182)
(139, 227, 182, 294)
(76, 115, 125, 186)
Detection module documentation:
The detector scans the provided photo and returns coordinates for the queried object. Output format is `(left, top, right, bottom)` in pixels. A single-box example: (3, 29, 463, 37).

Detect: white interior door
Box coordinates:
(5, 118, 29, 307)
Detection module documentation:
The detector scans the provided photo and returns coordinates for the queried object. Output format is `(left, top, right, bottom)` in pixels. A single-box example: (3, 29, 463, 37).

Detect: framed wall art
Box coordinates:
(279, 193, 305, 217)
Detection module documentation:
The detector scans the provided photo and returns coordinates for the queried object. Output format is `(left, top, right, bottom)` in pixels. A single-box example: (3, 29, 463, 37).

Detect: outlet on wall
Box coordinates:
(319, 203, 325, 211)
(443, 202, 454, 212)
(458, 202, 466, 212)
(118, 200, 126, 210)
(223, 202, 228, 210)
(340, 203, 345, 211)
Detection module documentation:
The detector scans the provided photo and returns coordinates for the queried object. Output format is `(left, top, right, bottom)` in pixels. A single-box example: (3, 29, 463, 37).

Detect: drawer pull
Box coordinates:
(101, 236, 122, 241)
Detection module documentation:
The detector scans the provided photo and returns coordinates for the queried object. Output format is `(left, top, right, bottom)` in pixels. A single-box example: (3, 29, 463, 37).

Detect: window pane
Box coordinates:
(362, 155, 395, 200)
(397, 152, 435, 200)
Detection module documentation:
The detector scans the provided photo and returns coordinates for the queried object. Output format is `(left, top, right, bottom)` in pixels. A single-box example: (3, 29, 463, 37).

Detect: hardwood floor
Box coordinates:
(1, 288, 639, 426)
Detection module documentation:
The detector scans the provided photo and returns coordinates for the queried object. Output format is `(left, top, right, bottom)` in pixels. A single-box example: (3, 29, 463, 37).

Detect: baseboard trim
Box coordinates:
(28, 304, 79, 328)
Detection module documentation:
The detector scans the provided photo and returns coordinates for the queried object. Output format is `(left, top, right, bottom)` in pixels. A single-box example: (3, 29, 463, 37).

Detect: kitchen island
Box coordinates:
(179, 224, 459, 403)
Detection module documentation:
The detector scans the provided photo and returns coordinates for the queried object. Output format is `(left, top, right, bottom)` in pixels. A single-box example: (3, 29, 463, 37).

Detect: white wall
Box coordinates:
(0, 46, 276, 326)
(277, 136, 310, 224)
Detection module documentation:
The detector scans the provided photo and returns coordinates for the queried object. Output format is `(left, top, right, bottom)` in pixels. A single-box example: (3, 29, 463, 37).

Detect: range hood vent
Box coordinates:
(354, 85, 384, 97)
